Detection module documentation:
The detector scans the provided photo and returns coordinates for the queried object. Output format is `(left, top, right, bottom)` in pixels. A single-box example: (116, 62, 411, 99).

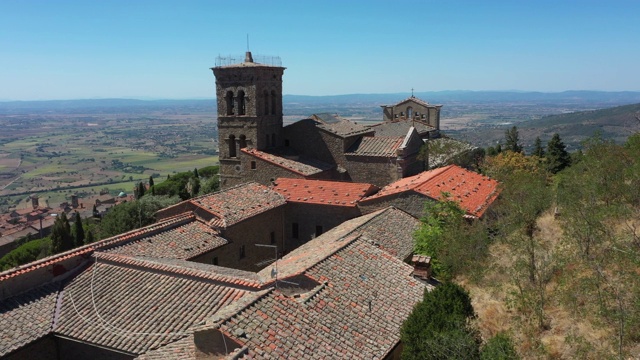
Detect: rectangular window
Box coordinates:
(212, 257, 218, 265)
(292, 223, 299, 239)
(315, 225, 323, 237)
(251, 161, 257, 170)
(270, 231, 276, 244)
(284, 139, 290, 147)
(239, 245, 245, 259)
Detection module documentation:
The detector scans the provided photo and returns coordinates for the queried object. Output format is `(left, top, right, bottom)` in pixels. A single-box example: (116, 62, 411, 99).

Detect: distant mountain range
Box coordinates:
(453, 102, 640, 150)
(2, 90, 640, 112)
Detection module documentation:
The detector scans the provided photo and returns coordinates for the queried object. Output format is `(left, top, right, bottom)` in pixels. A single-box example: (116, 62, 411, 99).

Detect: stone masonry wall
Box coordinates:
(283, 203, 361, 252)
(359, 192, 433, 219)
(345, 156, 399, 188)
(193, 206, 285, 272)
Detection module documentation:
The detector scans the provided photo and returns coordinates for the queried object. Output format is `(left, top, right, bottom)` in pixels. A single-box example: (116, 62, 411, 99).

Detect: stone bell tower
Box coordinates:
(211, 52, 285, 188)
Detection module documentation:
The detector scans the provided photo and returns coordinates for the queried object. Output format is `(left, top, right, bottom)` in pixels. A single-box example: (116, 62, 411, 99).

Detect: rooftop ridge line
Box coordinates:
(93, 253, 264, 289)
(0, 213, 195, 282)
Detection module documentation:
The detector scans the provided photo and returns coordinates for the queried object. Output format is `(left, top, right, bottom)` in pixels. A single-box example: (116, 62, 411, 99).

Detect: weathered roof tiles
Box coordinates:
(271, 178, 378, 207)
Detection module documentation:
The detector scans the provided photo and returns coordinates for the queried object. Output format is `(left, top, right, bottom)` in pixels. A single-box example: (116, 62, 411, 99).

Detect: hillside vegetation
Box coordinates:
(408, 131, 640, 359)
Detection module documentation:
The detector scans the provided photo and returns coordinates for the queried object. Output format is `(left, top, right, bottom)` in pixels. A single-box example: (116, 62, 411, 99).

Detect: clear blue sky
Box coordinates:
(1, 0, 639, 100)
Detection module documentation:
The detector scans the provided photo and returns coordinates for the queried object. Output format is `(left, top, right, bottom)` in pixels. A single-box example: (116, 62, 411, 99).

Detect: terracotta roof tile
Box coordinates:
(55, 254, 256, 355)
(106, 219, 227, 260)
(216, 217, 426, 359)
(316, 119, 373, 138)
(0, 213, 195, 283)
(362, 165, 500, 217)
(0, 283, 60, 357)
(241, 148, 333, 176)
(160, 183, 286, 229)
(345, 136, 404, 157)
(271, 178, 378, 207)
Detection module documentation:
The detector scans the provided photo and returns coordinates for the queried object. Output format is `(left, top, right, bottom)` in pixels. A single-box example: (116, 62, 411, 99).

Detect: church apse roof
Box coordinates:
(316, 118, 374, 138)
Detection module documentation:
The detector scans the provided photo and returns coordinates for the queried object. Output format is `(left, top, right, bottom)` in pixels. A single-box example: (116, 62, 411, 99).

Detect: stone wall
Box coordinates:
(57, 337, 134, 360)
(5, 336, 57, 360)
(283, 120, 334, 164)
(359, 192, 433, 219)
(194, 207, 285, 272)
(344, 156, 400, 188)
(283, 203, 361, 252)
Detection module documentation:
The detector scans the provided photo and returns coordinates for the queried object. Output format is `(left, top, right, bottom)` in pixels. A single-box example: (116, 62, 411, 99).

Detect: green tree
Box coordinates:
(148, 176, 154, 187)
(0, 238, 52, 271)
(97, 195, 180, 239)
(51, 212, 73, 253)
(504, 126, 523, 153)
(532, 137, 544, 158)
(401, 282, 480, 360)
(137, 182, 146, 199)
(85, 230, 95, 244)
(198, 165, 220, 179)
(414, 197, 489, 280)
(72, 212, 85, 246)
(193, 167, 199, 178)
(481, 332, 519, 360)
(545, 133, 570, 174)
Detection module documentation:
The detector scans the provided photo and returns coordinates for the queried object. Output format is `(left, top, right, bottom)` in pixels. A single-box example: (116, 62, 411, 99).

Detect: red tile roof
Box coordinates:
(0, 213, 196, 284)
(0, 282, 60, 356)
(241, 148, 333, 176)
(362, 165, 500, 217)
(106, 219, 228, 260)
(345, 136, 404, 157)
(55, 253, 257, 355)
(188, 182, 287, 228)
(271, 178, 378, 207)
(144, 208, 426, 360)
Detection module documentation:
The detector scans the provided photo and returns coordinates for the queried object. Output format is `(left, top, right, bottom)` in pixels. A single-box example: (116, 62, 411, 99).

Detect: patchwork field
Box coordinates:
(0, 110, 218, 210)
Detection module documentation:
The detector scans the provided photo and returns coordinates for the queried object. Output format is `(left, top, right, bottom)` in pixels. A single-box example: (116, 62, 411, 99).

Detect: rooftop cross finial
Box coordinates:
(411, 88, 414, 98)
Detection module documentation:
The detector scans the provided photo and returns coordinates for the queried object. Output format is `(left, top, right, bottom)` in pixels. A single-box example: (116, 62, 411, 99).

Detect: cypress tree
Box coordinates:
(51, 212, 73, 253)
(532, 137, 545, 157)
(504, 126, 523, 153)
(149, 176, 154, 187)
(137, 182, 146, 199)
(86, 230, 95, 244)
(73, 212, 85, 246)
(546, 133, 571, 173)
(193, 168, 199, 178)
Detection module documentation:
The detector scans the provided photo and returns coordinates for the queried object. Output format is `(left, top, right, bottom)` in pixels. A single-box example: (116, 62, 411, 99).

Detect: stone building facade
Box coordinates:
(380, 95, 442, 131)
(211, 53, 434, 190)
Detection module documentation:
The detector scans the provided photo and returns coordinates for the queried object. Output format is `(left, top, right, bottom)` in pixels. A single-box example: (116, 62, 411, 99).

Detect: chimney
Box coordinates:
(244, 51, 253, 63)
(411, 254, 432, 280)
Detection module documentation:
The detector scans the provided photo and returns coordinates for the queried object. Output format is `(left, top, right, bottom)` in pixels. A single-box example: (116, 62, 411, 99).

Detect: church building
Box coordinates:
(212, 52, 438, 189)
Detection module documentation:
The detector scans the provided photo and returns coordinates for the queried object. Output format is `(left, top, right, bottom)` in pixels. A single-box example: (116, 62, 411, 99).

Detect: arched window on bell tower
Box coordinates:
(263, 90, 269, 115)
(271, 90, 277, 115)
(238, 90, 246, 115)
(239, 135, 247, 149)
(228, 135, 236, 157)
(225, 91, 234, 115)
